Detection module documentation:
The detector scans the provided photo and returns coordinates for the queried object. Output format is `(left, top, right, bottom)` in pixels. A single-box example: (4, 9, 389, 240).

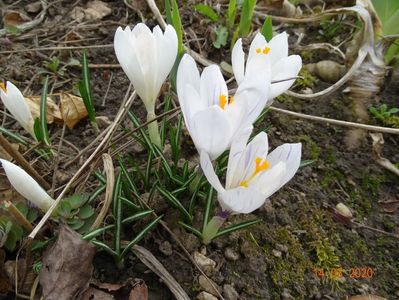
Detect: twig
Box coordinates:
(102, 72, 114, 107)
(0, 44, 113, 55)
(28, 91, 137, 240)
(269, 106, 399, 134)
(0, 0, 48, 37)
(0, 134, 51, 189)
(50, 122, 67, 197)
(4, 201, 33, 232)
(91, 154, 115, 229)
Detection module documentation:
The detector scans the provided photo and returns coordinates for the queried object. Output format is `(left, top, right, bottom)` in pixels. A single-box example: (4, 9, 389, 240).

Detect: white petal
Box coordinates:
(114, 27, 149, 106)
(269, 32, 288, 65)
(180, 84, 205, 131)
(248, 32, 267, 63)
(0, 159, 54, 211)
(267, 142, 302, 185)
(251, 161, 287, 197)
(270, 55, 302, 99)
(200, 65, 228, 108)
(1, 82, 35, 137)
(232, 38, 245, 85)
(176, 54, 200, 101)
(219, 187, 266, 214)
(133, 29, 158, 108)
(190, 106, 232, 160)
(199, 151, 224, 193)
(131, 23, 152, 37)
(234, 56, 271, 123)
(154, 25, 178, 99)
(231, 132, 269, 188)
(226, 126, 253, 189)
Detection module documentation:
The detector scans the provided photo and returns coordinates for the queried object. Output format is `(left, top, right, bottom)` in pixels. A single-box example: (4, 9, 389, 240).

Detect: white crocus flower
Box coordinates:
(114, 23, 178, 147)
(177, 54, 271, 160)
(0, 159, 54, 212)
(200, 127, 301, 214)
(0, 82, 35, 139)
(232, 32, 302, 100)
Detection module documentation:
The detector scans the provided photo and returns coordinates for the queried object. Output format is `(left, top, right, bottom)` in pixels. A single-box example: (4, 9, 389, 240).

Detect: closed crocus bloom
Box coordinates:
(177, 54, 271, 160)
(0, 82, 35, 139)
(200, 128, 301, 214)
(0, 159, 54, 212)
(232, 32, 302, 100)
(114, 23, 178, 147)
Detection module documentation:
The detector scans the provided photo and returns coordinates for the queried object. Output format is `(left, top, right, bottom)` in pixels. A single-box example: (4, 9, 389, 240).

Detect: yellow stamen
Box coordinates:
(263, 47, 270, 54)
(219, 94, 227, 109)
(239, 157, 270, 187)
(229, 96, 234, 105)
(0, 82, 5, 92)
(256, 48, 261, 54)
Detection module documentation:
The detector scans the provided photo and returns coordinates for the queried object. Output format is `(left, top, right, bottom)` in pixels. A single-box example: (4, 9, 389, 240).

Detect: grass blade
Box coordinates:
(214, 219, 262, 238)
(91, 240, 117, 257)
(261, 16, 273, 42)
(202, 187, 214, 233)
(179, 221, 202, 237)
(79, 50, 98, 133)
(228, 0, 237, 28)
(157, 185, 192, 222)
(120, 215, 163, 258)
(238, 0, 257, 37)
(39, 76, 51, 147)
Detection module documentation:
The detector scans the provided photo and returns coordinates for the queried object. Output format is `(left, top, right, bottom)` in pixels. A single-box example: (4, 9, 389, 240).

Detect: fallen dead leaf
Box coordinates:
(129, 280, 148, 300)
(39, 225, 96, 300)
(349, 295, 387, 300)
(81, 287, 115, 300)
(3, 11, 32, 26)
(25, 96, 62, 124)
(379, 199, 399, 214)
(370, 133, 399, 176)
(0, 250, 12, 294)
(4, 259, 36, 293)
(59, 92, 88, 129)
(0, 143, 19, 161)
(84, 0, 112, 21)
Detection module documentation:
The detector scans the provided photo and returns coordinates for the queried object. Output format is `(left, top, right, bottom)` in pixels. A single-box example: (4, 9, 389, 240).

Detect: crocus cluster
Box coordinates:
(113, 23, 302, 217)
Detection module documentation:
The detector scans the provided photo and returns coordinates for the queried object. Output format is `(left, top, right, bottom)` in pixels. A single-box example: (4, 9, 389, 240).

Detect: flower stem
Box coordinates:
(202, 211, 230, 245)
(147, 111, 162, 149)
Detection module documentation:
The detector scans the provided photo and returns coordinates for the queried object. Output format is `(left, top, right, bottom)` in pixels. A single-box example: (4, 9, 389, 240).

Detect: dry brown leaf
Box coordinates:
(39, 225, 96, 300)
(349, 295, 387, 300)
(3, 11, 32, 26)
(84, 0, 112, 21)
(25, 96, 62, 124)
(81, 287, 115, 300)
(0, 143, 19, 161)
(59, 92, 88, 129)
(129, 280, 148, 300)
(0, 250, 12, 294)
(370, 133, 399, 176)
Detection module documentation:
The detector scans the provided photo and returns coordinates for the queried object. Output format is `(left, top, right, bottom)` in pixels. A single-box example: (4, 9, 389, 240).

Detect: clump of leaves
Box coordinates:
(369, 103, 399, 128)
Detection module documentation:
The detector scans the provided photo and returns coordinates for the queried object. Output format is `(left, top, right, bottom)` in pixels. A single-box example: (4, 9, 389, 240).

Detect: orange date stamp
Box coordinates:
(312, 267, 375, 279)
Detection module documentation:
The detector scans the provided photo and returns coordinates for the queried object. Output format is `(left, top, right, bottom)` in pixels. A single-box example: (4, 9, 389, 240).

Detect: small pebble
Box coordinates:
(198, 275, 221, 296)
(193, 252, 216, 276)
(281, 288, 294, 300)
(159, 241, 173, 256)
(224, 247, 240, 261)
(223, 284, 239, 300)
(336, 202, 353, 218)
(196, 291, 218, 300)
(276, 244, 288, 253)
(272, 249, 282, 258)
(25, 1, 42, 13)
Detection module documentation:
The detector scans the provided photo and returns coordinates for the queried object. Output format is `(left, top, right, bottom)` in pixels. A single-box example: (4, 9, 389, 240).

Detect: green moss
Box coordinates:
(298, 135, 321, 160)
(294, 68, 318, 89)
(361, 173, 385, 196)
(321, 169, 345, 187)
(261, 227, 310, 298)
